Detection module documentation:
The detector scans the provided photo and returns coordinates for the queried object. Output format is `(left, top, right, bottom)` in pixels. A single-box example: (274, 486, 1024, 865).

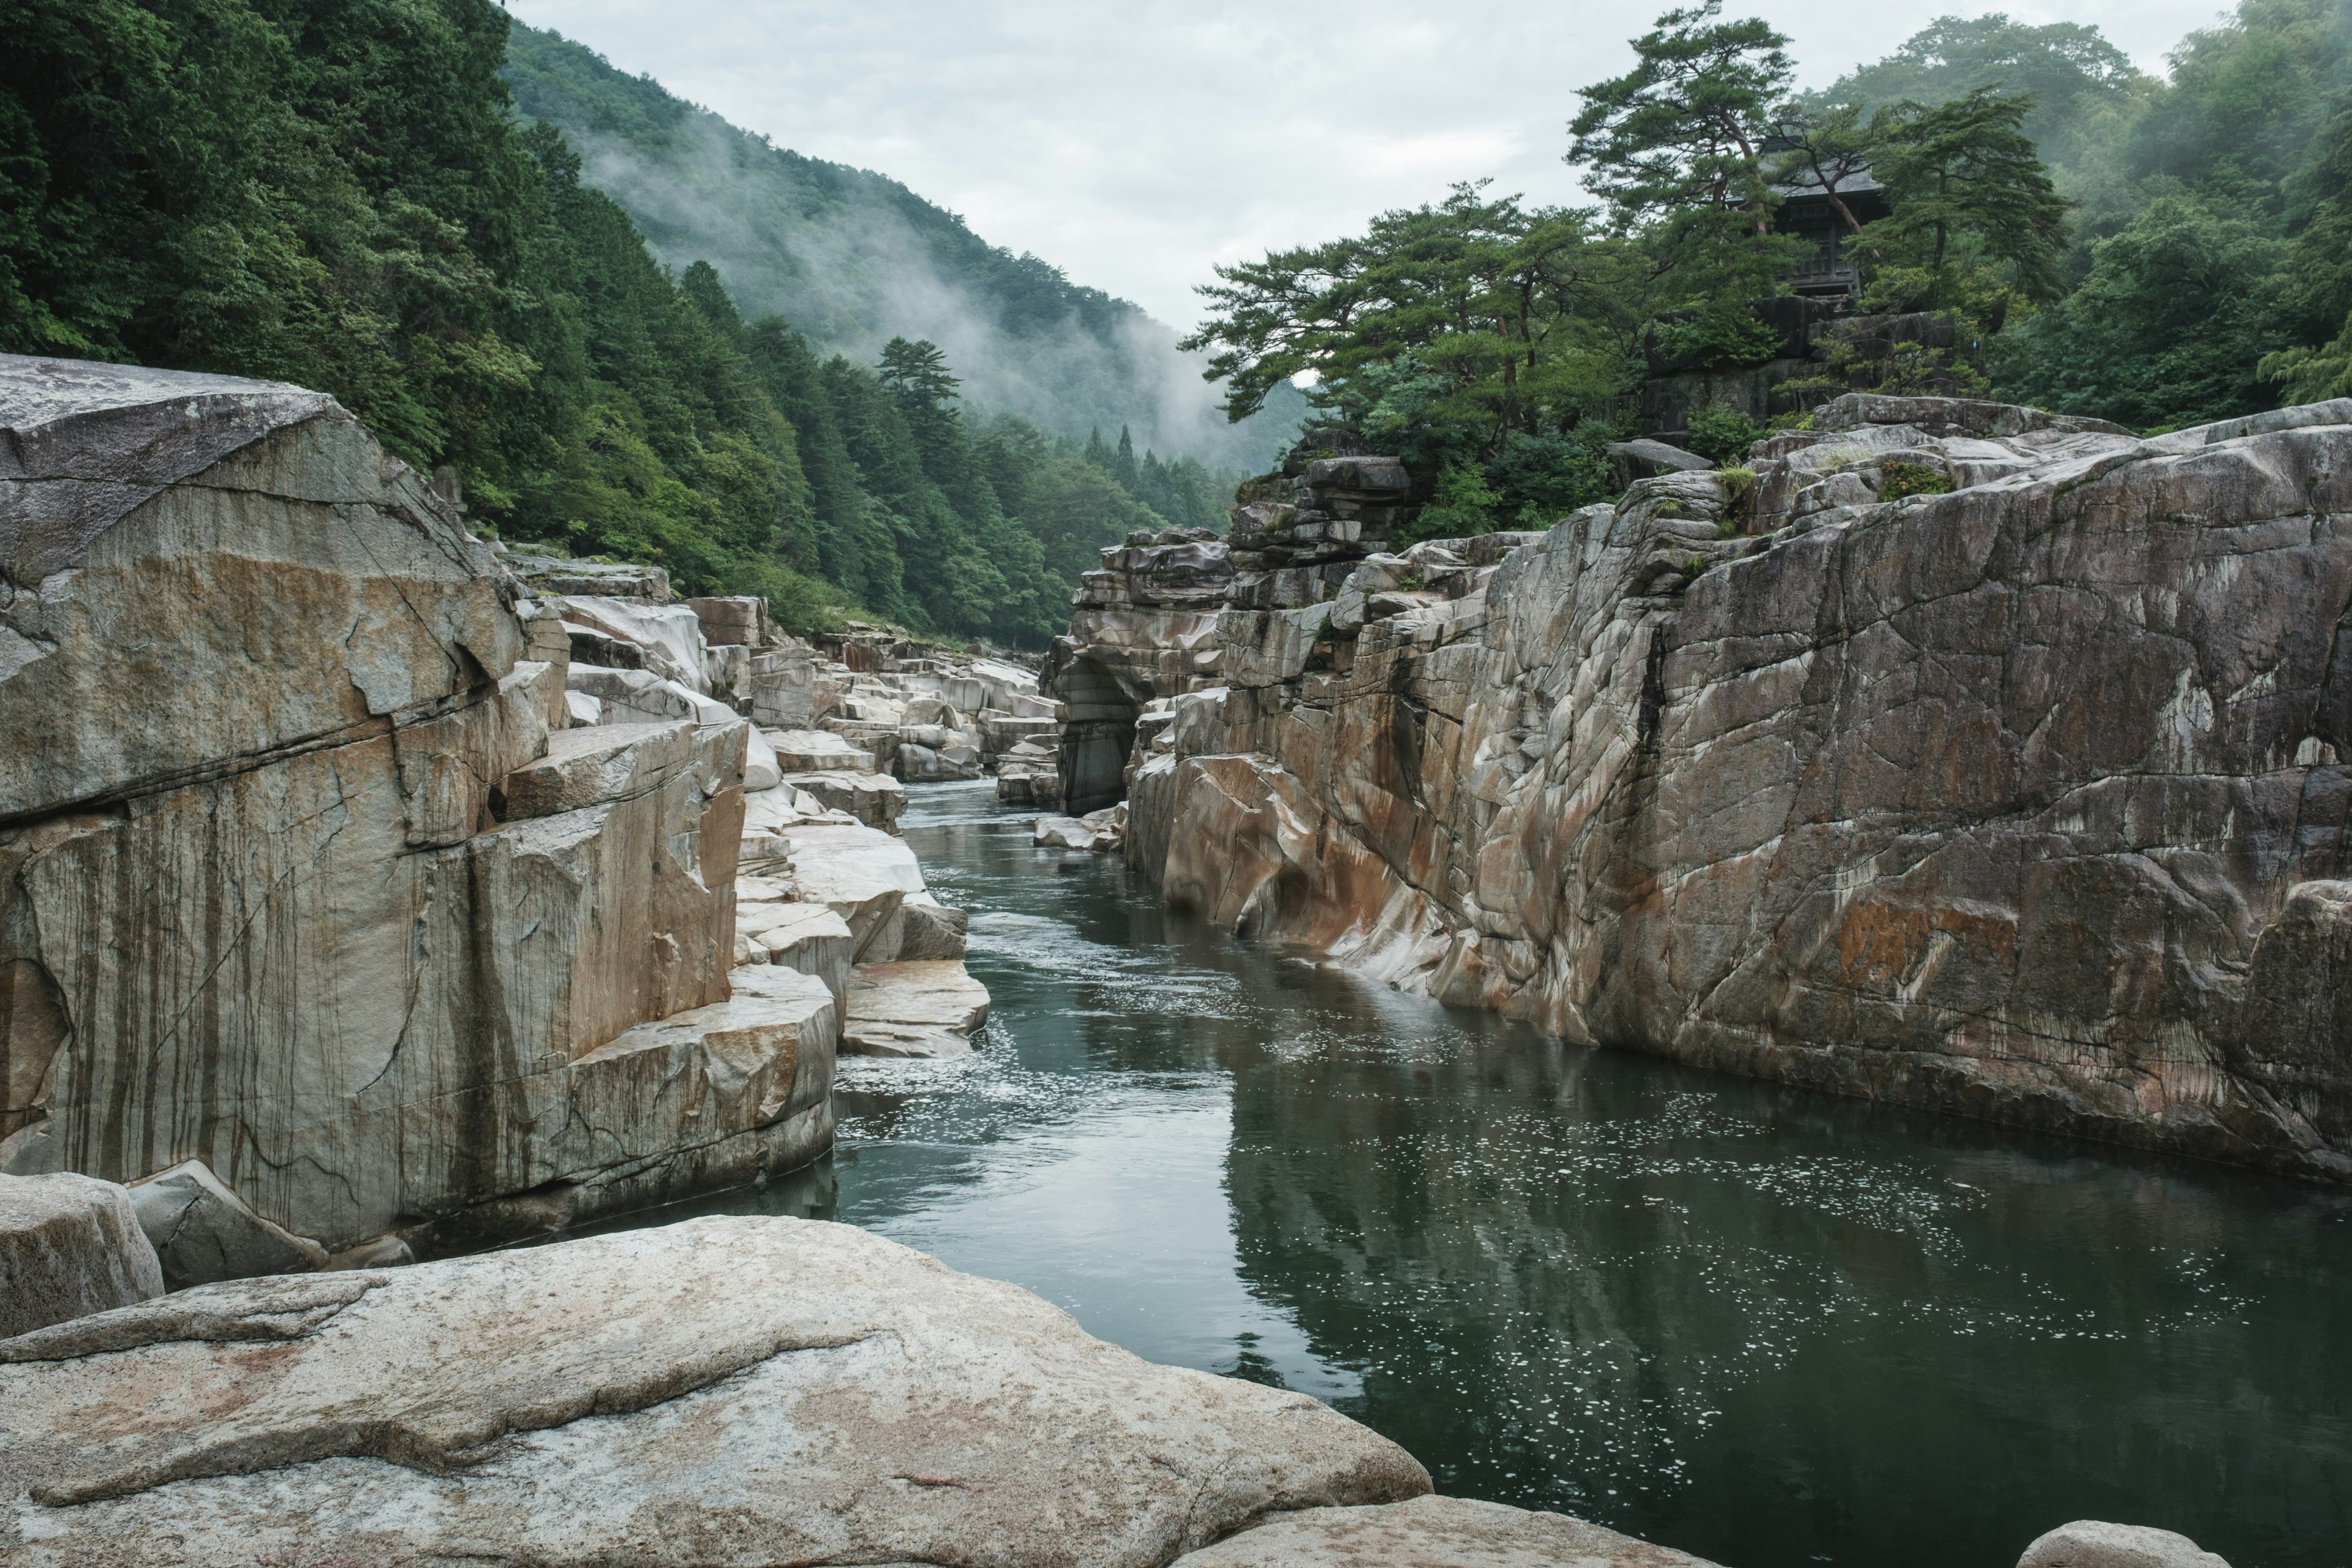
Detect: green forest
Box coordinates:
(0, 0, 1238, 646)
(1186, 0, 2352, 536)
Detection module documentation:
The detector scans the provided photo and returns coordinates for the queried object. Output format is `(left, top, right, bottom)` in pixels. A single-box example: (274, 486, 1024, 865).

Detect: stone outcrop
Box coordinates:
(127, 1161, 329, 1289)
(0, 1215, 1430, 1566)
(1173, 1494, 1722, 1567)
(1046, 526, 1235, 812)
(0, 355, 873, 1267)
(2016, 1521, 2233, 1568)
(0, 1173, 163, 1340)
(842, 960, 992, 1057)
(1110, 395, 2352, 1182)
(744, 624, 1057, 788)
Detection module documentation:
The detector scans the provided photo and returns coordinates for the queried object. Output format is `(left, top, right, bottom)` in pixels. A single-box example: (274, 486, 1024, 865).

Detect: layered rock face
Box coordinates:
(1047, 525, 1235, 812)
(0, 356, 838, 1258)
(1128, 395, 2352, 1181)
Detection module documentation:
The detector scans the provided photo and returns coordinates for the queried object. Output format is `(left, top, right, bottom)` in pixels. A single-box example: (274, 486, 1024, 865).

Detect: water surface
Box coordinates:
(592, 780, 2352, 1568)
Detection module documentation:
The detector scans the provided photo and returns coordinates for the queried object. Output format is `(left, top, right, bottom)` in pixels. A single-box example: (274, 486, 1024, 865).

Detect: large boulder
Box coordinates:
(842, 960, 991, 1058)
(1173, 1494, 1723, 1567)
(127, 1160, 328, 1289)
(0, 1216, 1428, 1566)
(2015, 1521, 2232, 1568)
(0, 1173, 163, 1340)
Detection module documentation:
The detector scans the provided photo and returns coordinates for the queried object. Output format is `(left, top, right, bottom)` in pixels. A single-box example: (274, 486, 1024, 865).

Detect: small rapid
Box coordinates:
(582, 780, 2352, 1568)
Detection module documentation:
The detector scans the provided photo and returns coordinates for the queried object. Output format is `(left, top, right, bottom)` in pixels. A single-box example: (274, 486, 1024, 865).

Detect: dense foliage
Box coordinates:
(1188, 0, 2352, 521)
(0, 0, 1232, 645)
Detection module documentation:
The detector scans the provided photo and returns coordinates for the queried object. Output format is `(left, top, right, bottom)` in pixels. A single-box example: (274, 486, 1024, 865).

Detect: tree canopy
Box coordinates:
(0, 0, 1241, 646)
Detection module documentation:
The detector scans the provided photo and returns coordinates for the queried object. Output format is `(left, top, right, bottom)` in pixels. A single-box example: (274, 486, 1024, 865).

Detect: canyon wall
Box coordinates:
(1103, 395, 2352, 1181)
(0, 356, 842, 1259)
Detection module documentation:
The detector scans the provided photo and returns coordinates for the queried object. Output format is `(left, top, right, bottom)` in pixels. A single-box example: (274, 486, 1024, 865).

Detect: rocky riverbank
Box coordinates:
(0, 353, 989, 1281)
(1051, 397, 2352, 1183)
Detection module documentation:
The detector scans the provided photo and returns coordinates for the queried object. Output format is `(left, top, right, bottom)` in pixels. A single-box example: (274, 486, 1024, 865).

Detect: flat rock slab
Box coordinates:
(766, 727, 875, 772)
(843, 960, 992, 1057)
(0, 1174, 164, 1340)
(0, 1216, 1425, 1566)
(500, 719, 696, 818)
(1174, 1495, 1723, 1567)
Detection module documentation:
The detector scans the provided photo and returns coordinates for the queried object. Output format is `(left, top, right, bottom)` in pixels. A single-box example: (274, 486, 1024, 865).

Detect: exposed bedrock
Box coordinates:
(0, 1215, 1434, 1568)
(1121, 396, 2352, 1181)
(0, 355, 858, 1259)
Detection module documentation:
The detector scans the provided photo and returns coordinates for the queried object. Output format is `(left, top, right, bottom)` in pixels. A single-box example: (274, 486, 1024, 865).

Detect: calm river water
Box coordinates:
(589, 780, 2351, 1568)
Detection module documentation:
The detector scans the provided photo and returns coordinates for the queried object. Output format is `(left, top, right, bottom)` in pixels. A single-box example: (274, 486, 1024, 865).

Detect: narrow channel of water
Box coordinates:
(588, 780, 2352, 1568)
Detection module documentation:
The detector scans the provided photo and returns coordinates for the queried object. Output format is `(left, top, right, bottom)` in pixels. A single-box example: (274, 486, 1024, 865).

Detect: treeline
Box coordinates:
(0, 0, 1229, 644)
(1185, 0, 2352, 536)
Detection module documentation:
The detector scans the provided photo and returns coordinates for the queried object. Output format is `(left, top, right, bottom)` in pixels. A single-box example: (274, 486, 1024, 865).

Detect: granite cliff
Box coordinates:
(0, 354, 988, 1280)
(1071, 395, 2352, 1182)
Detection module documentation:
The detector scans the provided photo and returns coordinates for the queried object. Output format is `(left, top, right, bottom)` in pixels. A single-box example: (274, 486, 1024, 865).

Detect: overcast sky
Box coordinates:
(506, 0, 2226, 331)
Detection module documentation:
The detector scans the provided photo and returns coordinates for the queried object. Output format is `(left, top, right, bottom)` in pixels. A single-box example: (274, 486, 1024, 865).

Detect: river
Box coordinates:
(584, 780, 2352, 1568)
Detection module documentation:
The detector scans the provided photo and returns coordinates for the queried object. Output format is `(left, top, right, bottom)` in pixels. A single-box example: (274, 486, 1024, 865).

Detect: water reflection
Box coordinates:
(579, 781, 2352, 1568)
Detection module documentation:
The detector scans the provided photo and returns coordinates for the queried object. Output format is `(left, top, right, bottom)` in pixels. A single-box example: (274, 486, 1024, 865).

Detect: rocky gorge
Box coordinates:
(0, 353, 1774, 1568)
(1051, 396, 2352, 1185)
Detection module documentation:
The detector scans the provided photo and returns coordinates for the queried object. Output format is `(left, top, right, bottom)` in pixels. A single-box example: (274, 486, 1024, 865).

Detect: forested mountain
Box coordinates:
(1812, 1, 2352, 428)
(1183, 0, 2352, 538)
(500, 23, 1307, 473)
(0, 0, 1236, 646)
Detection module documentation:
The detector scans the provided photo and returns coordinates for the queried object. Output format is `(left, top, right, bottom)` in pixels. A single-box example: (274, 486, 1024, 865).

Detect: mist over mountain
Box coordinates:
(503, 23, 1305, 473)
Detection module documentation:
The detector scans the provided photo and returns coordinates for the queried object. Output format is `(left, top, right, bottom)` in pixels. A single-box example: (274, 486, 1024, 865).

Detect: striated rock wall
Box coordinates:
(1125, 396, 2352, 1181)
(0, 356, 834, 1257)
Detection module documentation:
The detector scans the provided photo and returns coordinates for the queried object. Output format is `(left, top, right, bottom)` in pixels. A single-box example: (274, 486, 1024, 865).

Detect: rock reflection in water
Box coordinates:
(581, 782, 2352, 1568)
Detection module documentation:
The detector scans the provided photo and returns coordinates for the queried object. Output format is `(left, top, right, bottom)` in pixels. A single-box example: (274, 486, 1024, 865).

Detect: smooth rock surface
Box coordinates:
(1174, 1495, 1722, 1567)
(2016, 1521, 2233, 1568)
(842, 960, 992, 1057)
(127, 1160, 327, 1289)
(0, 1216, 1427, 1566)
(0, 1174, 163, 1340)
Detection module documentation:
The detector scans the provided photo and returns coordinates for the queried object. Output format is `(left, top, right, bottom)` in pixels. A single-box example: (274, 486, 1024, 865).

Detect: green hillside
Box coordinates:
(0, 0, 1234, 647)
(502, 23, 1306, 473)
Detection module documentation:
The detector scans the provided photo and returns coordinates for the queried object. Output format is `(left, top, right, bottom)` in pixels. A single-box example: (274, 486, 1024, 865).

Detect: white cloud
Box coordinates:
(503, 0, 2229, 331)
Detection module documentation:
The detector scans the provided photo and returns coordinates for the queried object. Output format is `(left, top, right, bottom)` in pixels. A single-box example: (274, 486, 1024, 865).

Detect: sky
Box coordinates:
(505, 0, 2228, 333)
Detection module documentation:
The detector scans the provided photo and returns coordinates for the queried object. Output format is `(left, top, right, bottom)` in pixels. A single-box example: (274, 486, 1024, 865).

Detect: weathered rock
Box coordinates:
(1035, 814, 1100, 850)
(565, 663, 699, 725)
(842, 961, 991, 1058)
(549, 595, 707, 692)
(127, 1160, 327, 1289)
(0, 1216, 1426, 1566)
(0, 1174, 163, 1340)
(504, 552, 671, 601)
(767, 726, 873, 772)
(1173, 1494, 1723, 1567)
(1118, 393, 2352, 1182)
(0, 358, 777, 1256)
(897, 895, 970, 960)
(685, 593, 765, 646)
(786, 767, 905, 832)
(0, 355, 520, 823)
(1607, 437, 1714, 476)
(779, 822, 927, 960)
(2015, 1521, 2233, 1568)
(499, 719, 697, 819)
(737, 902, 856, 1004)
(742, 723, 782, 791)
